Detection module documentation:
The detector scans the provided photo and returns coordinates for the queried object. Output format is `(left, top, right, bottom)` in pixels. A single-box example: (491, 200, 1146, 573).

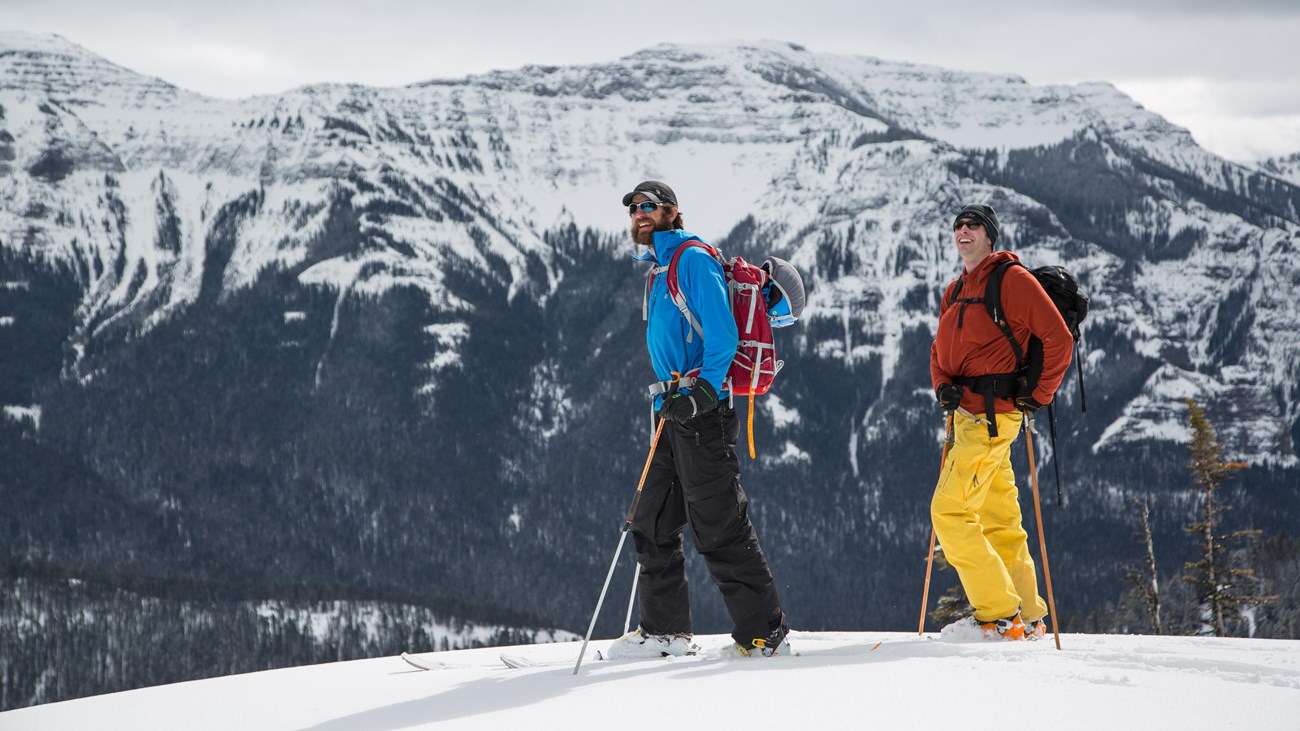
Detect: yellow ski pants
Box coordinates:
(930, 408, 1047, 623)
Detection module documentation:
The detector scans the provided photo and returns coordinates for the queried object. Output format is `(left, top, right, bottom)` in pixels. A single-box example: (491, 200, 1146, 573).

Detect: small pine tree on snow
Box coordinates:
(1179, 398, 1269, 637)
(928, 550, 974, 626)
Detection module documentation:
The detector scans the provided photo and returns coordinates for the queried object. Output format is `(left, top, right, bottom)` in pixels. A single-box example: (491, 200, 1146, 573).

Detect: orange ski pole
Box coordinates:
(1023, 411, 1062, 650)
(918, 412, 954, 635)
(574, 419, 667, 675)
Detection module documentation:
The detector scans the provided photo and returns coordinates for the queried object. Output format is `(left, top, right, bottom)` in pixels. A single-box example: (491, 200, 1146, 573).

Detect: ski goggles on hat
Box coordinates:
(628, 201, 660, 215)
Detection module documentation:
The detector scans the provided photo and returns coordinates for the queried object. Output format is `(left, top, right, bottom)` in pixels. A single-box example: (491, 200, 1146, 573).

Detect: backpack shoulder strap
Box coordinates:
(643, 263, 667, 322)
(985, 260, 1026, 371)
(942, 278, 962, 310)
(665, 240, 721, 339)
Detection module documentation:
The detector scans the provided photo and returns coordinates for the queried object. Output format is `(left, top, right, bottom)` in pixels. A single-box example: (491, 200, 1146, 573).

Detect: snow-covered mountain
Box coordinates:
(1261, 152, 1300, 188)
(4, 632, 1299, 730)
(4, 32, 1296, 459)
(2, 31, 1298, 709)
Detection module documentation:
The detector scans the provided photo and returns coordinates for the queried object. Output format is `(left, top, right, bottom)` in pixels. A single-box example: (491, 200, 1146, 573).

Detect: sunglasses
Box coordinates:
(627, 201, 660, 215)
(953, 219, 984, 231)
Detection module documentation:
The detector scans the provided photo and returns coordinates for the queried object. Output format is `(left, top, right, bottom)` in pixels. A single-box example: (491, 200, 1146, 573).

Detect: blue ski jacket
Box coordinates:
(635, 229, 737, 408)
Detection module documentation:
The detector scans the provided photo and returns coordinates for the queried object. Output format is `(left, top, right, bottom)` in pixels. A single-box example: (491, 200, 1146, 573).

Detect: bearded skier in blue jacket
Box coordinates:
(608, 180, 790, 659)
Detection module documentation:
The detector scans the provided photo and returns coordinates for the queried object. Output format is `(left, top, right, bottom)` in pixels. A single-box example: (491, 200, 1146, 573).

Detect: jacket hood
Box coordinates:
(965, 250, 1020, 285)
(631, 229, 696, 265)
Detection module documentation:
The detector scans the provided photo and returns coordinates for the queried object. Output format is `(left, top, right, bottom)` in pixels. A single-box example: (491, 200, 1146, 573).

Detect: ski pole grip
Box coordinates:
(623, 419, 667, 525)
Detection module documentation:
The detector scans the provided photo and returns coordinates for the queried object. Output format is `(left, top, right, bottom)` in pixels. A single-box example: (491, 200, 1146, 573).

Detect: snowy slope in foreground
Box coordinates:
(4, 632, 1298, 730)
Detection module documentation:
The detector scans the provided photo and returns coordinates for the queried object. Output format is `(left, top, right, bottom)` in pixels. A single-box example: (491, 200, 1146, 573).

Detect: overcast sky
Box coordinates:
(4, 0, 1298, 162)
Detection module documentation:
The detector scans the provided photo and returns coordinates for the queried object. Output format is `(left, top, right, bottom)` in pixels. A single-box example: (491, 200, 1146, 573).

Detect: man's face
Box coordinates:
(628, 194, 675, 247)
(953, 217, 993, 266)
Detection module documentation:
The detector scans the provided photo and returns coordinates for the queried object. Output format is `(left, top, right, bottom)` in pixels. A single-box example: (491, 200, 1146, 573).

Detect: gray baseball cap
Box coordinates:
(621, 180, 678, 207)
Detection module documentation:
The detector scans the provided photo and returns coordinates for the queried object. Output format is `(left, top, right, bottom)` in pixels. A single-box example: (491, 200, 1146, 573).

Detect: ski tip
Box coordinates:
(400, 652, 428, 670)
(401, 651, 445, 671)
(869, 641, 884, 652)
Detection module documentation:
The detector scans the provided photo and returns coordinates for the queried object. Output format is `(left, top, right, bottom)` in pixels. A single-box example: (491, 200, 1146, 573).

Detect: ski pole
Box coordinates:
(623, 563, 640, 635)
(918, 411, 954, 635)
(1022, 410, 1062, 650)
(623, 406, 668, 635)
(1047, 402, 1064, 506)
(574, 419, 667, 675)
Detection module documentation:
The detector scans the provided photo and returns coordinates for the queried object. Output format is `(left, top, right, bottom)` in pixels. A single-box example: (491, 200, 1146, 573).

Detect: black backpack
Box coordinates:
(952, 261, 1089, 504)
(983, 262, 1089, 410)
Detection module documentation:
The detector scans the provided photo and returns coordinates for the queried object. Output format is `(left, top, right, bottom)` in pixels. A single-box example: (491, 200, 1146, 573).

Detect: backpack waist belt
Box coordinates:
(647, 370, 735, 407)
(953, 372, 1022, 438)
(648, 375, 699, 397)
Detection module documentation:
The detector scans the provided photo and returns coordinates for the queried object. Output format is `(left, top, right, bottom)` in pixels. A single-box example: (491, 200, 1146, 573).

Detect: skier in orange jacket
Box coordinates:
(929, 203, 1073, 640)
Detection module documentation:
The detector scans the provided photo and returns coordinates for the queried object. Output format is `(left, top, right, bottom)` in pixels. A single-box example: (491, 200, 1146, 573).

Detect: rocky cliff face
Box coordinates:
(2, 32, 1297, 707)
(1261, 152, 1300, 188)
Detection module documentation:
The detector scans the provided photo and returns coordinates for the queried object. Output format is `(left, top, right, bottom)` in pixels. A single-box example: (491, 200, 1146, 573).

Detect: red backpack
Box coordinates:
(663, 241, 781, 457)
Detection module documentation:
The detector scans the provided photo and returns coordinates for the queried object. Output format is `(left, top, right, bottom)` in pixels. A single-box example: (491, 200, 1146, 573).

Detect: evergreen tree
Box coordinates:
(928, 550, 973, 627)
(1248, 533, 1300, 638)
(1123, 496, 1162, 634)
(1180, 398, 1269, 636)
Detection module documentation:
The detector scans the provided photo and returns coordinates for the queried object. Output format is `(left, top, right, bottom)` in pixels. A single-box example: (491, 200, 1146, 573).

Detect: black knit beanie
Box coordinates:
(954, 204, 1000, 246)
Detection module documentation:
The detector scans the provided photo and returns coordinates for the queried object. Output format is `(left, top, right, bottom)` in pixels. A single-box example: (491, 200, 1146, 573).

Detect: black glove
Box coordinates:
(1016, 395, 1044, 413)
(935, 383, 963, 411)
(658, 378, 720, 424)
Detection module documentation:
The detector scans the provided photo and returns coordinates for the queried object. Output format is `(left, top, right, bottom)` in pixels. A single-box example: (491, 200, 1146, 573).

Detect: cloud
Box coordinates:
(1033, 0, 1300, 15)
(1117, 78, 1300, 118)
(157, 42, 279, 78)
(1116, 78, 1300, 161)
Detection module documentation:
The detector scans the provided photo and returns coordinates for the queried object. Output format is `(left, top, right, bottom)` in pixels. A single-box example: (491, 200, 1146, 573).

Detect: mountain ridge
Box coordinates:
(1, 31, 1297, 709)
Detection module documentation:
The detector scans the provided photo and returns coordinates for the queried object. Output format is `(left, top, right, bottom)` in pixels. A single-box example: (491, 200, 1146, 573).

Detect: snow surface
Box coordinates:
(2, 404, 41, 429)
(3, 632, 1298, 730)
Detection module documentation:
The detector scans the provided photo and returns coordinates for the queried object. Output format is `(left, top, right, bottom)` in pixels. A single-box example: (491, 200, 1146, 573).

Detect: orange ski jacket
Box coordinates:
(930, 251, 1073, 414)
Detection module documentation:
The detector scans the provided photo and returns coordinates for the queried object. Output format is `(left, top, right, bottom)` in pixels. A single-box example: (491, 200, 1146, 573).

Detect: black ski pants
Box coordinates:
(630, 402, 784, 646)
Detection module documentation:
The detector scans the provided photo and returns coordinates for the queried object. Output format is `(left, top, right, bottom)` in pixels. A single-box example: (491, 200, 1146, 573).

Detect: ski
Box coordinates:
(409, 640, 816, 672)
(500, 653, 538, 669)
(400, 650, 605, 672)
(500, 651, 604, 669)
(401, 652, 452, 671)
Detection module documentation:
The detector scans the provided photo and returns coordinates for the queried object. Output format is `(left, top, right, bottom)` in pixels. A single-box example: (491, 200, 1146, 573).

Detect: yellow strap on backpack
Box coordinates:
(747, 393, 757, 459)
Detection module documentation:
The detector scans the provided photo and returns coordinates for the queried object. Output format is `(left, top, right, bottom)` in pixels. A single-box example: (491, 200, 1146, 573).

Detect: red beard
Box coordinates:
(631, 217, 673, 247)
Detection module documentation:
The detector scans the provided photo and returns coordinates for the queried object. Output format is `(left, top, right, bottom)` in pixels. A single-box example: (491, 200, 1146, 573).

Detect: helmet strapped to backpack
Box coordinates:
(761, 256, 806, 328)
